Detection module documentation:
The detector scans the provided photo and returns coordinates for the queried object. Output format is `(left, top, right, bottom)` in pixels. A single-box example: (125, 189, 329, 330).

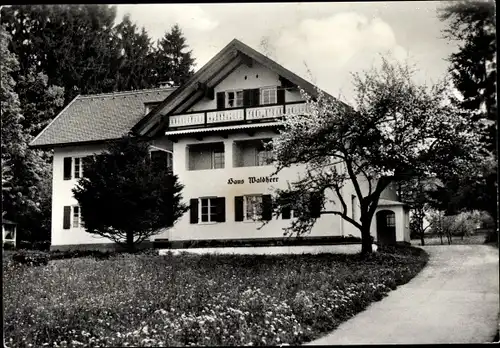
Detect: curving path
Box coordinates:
(306, 245, 499, 345)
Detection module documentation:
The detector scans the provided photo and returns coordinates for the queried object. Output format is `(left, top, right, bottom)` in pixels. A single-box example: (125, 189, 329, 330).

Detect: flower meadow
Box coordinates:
(3, 246, 428, 347)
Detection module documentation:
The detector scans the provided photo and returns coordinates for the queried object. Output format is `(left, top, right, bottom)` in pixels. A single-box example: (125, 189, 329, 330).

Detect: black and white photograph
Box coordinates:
(1, 1, 498, 346)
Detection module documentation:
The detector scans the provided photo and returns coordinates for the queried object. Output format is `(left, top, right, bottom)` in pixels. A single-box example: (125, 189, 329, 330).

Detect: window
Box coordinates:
(226, 90, 243, 108)
(386, 214, 396, 227)
(256, 142, 273, 166)
(72, 206, 80, 228)
(189, 197, 225, 224)
(261, 87, 277, 105)
(73, 157, 84, 179)
(200, 198, 218, 223)
(244, 195, 263, 221)
(351, 195, 358, 220)
(188, 143, 224, 170)
(212, 150, 225, 169)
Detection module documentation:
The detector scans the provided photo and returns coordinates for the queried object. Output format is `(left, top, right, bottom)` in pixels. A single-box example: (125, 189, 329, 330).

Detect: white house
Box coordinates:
(30, 39, 410, 251)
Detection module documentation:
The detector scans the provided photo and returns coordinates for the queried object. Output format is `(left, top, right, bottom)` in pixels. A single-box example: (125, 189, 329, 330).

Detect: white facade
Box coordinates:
(44, 39, 410, 250)
(50, 138, 172, 248)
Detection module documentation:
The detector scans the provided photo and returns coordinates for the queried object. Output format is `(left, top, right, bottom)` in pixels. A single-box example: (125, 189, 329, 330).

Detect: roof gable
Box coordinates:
(30, 88, 176, 148)
(132, 39, 332, 137)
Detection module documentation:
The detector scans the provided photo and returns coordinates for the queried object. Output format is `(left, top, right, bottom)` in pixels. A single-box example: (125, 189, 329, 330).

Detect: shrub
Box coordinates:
(49, 249, 117, 261)
(11, 250, 49, 266)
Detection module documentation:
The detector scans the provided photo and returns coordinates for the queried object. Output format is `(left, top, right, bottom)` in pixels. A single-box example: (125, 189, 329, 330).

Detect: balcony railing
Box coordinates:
(168, 102, 309, 129)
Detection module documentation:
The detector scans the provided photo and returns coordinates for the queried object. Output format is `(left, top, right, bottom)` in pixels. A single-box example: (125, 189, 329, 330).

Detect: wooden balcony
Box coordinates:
(168, 101, 309, 130)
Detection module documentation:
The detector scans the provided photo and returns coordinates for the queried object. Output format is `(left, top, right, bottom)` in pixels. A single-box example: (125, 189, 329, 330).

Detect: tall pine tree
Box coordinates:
(155, 24, 195, 87)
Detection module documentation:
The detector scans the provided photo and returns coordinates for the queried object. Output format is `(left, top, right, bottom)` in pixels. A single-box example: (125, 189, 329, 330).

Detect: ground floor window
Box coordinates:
(234, 194, 272, 221)
(244, 195, 263, 221)
(190, 197, 226, 224)
(72, 206, 81, 228)
(200, 197, 218, 223)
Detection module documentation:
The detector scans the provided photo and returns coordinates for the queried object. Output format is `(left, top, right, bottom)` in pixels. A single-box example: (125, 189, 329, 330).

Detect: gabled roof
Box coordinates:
(30, 88, 176, 148)
(132, 38, 334, 137)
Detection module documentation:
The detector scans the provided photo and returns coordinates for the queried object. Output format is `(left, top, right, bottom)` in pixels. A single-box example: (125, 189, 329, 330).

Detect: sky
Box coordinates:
(116, 1, 459, 104)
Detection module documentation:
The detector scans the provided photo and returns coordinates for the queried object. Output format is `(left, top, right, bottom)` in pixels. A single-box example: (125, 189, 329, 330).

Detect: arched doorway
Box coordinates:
(376, 210, 397, 245)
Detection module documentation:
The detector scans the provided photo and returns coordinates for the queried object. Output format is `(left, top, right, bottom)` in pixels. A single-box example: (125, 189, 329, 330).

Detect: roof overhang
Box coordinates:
(165, 122, 282, 142)
(131, 39, 335, 138)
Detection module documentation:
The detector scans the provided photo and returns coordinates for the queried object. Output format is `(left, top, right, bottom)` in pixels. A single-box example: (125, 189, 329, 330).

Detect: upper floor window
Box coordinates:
(188, 142, 225, 170)
(226, 90, 244, 108)
(74, 157, 83, 179)
(261, 87, 277, 105)
(64, 156, 86, 180)
(256, 142, 273, 166)
(212, 149, 225, 169)
(233, 139, 273, 167)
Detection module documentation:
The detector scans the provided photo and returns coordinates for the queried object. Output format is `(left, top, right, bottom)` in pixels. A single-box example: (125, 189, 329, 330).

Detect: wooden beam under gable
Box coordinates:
(238, 52, 253, 68)
(196, 82, 215, 100)
(169, 56, 243, 117)
(137, 49, 239, 136)
(279, 76, 296, 89)
(205, 55, 243, 90)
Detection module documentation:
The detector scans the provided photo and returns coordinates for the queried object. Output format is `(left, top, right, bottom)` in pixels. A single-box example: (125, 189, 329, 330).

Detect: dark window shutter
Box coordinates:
(189, 199, 198, 224)
(216, 92, 225, 110)
(252, 88, 260, 106)
(216, 197, 226, 222)
(63, 206, 71, 229)
(262, 194, 273, 221)
(63, 157, 72, 180)
(277, 87, 285, 104)
(243, 89, 252, 107)
(310, 192, 323, 218)
(281, 205, 291, 220)
(235, 196, 244, 221)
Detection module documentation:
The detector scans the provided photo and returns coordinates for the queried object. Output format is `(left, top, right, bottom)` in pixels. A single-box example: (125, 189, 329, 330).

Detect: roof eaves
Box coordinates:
(29, 94, 81, 148)
(131, 41, 240, 135)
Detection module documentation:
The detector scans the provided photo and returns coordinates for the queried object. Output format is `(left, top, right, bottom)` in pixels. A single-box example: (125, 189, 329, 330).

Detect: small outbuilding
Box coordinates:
(2, 219, 17, 248)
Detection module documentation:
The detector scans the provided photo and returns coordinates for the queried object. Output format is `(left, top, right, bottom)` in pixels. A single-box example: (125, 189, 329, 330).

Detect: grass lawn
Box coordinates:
(3, 246, 428, 347)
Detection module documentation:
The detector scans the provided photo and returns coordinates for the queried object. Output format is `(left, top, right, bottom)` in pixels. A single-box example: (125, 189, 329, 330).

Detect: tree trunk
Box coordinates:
(419, 219, 425, 246)
(360, 224, 373, 255)
(126, 231, 135, 252)
(440, 233, 443, 245)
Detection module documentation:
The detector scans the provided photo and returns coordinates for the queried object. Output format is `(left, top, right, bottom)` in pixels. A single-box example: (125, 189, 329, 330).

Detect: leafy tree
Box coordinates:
(398, 177, 443, 246)
(72, 136, 188, 251)
(154, 24, 195, 87)
(269, 58, 482, 254)
(438, 0, 497, 243)
(1, 24, 54, 243)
